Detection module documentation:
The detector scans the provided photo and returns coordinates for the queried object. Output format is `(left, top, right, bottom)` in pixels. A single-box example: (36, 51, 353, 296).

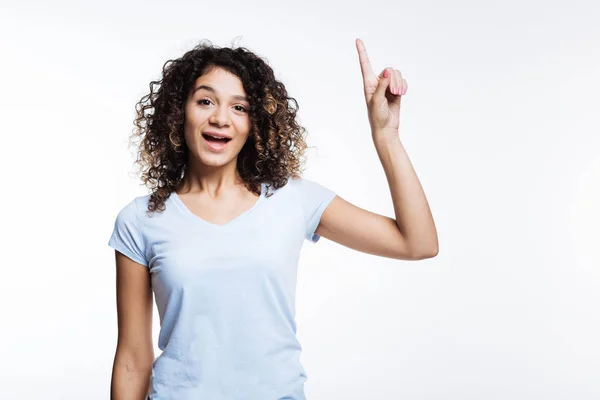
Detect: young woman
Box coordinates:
(108, 38, 438, 400)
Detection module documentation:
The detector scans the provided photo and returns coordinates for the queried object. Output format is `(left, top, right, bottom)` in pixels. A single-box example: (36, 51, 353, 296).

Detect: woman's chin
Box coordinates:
(196, 151, 237, 168)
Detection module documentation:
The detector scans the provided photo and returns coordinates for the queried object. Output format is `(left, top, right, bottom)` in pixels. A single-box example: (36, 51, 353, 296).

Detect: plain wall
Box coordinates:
(1, 0, 598, 398)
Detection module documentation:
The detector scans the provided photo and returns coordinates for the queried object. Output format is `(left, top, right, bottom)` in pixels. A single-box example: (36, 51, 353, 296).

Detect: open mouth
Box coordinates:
(202, 133, 232, 151)
(202, 133, 232, 143)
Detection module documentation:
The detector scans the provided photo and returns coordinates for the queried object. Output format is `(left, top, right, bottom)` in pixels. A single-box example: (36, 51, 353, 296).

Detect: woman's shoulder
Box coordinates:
(265, 175, 304, 197)
(113, 194, 152, 223)
(284, 175, 330, 193)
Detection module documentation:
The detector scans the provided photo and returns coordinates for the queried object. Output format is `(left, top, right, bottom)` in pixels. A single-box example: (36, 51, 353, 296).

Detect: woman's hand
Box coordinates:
(355, 38, 407, 140)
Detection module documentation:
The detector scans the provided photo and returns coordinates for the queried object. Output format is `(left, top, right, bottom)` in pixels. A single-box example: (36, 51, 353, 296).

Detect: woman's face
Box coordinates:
(183, 66, 251, 169)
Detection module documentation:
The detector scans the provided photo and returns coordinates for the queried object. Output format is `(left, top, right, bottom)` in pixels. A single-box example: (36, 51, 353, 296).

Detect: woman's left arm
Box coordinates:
(315, 39, 439, 261)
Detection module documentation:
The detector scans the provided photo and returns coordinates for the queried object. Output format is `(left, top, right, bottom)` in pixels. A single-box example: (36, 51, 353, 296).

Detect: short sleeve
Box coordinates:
(293, 177, 337, 243)
(108, 198, 148, 266)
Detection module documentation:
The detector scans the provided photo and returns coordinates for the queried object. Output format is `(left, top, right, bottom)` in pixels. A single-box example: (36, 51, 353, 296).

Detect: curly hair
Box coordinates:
(129, 39, 309, 214)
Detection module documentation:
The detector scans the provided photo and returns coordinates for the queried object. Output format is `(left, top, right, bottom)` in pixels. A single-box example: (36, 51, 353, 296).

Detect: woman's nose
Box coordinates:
(209, 106, 230, 126)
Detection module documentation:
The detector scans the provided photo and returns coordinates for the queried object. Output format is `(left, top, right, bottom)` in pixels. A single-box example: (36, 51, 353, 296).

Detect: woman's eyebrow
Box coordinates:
(193, 85, 248, 101)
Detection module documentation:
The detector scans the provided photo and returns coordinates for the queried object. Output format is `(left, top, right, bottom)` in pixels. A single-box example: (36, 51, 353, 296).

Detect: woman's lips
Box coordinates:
(202, 134, 231, 152)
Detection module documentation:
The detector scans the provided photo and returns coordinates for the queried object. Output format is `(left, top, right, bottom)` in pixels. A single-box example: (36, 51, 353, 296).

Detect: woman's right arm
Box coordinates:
(111, 250, 154, 400)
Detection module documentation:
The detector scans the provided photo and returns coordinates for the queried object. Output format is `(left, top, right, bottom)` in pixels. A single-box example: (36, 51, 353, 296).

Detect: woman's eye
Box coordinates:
(197, 99, 246, 113)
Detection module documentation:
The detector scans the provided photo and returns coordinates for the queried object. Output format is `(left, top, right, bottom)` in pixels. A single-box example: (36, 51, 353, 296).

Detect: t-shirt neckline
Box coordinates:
(170, 182, 266, 228)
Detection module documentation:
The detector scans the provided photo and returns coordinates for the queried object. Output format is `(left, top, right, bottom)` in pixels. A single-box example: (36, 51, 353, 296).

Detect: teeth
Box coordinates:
(207, 134, 228, 140)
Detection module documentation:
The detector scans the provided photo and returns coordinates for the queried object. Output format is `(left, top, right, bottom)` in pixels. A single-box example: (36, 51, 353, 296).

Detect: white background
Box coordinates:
(1, 0, 599, 398)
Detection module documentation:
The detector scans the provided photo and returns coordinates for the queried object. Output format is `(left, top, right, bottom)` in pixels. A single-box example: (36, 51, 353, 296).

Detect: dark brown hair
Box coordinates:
(129, 39, 308, 214)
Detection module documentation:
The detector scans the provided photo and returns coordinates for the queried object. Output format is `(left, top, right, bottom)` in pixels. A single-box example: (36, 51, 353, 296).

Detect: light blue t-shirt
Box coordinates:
(108, 176, 336, 400)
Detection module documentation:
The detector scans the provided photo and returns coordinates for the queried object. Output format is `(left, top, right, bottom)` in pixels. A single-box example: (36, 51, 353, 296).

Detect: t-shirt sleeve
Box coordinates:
(294, 177, 337, 243)
(108, 198, 148, 266)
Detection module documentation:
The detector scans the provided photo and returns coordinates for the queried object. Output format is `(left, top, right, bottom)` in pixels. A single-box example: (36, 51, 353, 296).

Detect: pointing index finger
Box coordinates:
(356, 38, 374, 81)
